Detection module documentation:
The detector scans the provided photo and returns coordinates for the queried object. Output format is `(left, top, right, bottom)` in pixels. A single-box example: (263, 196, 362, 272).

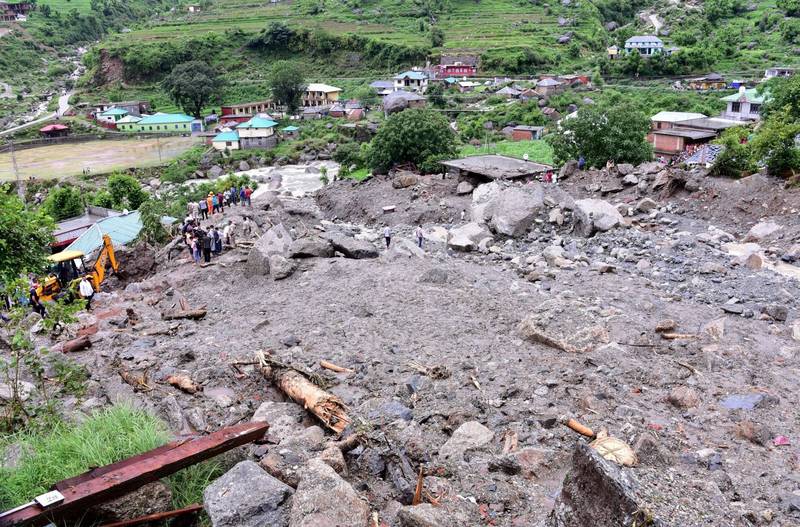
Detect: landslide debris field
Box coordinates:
(8, 163, 800, 527)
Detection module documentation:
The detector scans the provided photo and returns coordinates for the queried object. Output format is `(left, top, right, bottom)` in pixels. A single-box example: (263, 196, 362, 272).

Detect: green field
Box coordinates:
(0, 136, 201, 180)
(37, 0, 93, 13)
(460, 139, 554, 166)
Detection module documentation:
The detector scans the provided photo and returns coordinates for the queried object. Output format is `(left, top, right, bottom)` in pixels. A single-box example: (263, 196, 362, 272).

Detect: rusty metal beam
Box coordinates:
(0, 422, 267, 527)
(98, 503, 203, 527)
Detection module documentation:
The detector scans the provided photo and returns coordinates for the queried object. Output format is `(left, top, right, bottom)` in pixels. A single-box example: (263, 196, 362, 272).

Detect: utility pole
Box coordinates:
(10, 139, 23, 201)
(156, 135, 162, 163)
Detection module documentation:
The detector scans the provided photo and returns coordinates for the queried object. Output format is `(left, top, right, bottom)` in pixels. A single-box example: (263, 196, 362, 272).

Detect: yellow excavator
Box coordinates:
(37, 234, 120, 302)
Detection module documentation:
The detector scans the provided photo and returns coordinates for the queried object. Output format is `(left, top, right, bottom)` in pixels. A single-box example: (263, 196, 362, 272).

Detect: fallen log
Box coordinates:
(562, 418, 596, 439)
(256, 351, 350, 434)
(161, 309, 207, 321)
(320, 360, 354, 374)
(0, 423, 267, 527)
(165, 375, 202, 394)
(55, 335, 92, 354)
(119, 369, 152, 393)
(98, 504, 203, 527)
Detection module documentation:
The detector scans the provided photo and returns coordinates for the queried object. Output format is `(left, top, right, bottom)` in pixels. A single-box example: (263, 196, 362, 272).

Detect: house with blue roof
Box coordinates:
(624, 35, 664, 56)
(118, 112, 204, 134)
(236, 116, 278, 148)
(212, 130, 240, 151)
(394, 70, 429, 93)
(98, 107, 129, 126)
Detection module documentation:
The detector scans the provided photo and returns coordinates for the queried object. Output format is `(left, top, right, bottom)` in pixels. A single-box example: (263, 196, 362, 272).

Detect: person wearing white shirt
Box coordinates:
(79, 275, 94, 311)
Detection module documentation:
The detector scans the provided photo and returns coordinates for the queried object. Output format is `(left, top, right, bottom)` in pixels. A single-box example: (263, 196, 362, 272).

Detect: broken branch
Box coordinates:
(55, 335, 92, 354)
(320, 360, 355, 374)
(562, 418, 596, 439)
(161, 309, 207, 321)
(165, 375, 202, 394)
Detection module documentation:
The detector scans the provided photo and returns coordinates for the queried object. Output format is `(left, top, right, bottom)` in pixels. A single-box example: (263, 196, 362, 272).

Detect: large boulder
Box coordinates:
(392, 172, 419, 189)
(489, 185, 544, 236)
(204, 460, 293, 527)
(246, 224, 293, 276)
(323, 232, 379, 259)
(288, 237, 334, 258)
(208, 165, 224, 179)
(573, 199, 624, 237)
(447, 222, 492, 252)
(470, 182, 502, 223)
(744, 221, 782, 242)
(456, 181, 475, 195)
(289, 458, 370, 527)
(269, 255, 297, 280)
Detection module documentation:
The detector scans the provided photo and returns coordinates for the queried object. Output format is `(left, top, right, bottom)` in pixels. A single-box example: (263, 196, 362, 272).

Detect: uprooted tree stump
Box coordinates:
(161, 309, 207, 321)
(56, 335, 92, 354)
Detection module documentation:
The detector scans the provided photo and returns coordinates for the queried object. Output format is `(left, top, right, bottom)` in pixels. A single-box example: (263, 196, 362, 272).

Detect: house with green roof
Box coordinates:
(281, 125, 299, 140)
(116, 115, 142, 132)
(721, 87, 768, 121)
(237, 116, 278, 148)
(98, 107, 129, 126)
(212, 131, 240, 151)
(119, 113, 204, 134)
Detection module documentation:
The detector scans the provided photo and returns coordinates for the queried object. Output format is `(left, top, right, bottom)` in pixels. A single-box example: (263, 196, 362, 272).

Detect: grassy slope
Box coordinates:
(37, 0, 94, 13)
(460, 139, 555, 165)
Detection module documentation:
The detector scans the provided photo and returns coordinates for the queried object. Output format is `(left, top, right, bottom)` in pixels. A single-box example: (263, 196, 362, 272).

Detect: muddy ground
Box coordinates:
(4, 164, 800, 526)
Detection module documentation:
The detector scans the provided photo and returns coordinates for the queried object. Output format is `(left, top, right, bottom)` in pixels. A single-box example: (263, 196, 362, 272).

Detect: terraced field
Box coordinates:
(110, 0, 596, 53)
(37, 0, 93, 13)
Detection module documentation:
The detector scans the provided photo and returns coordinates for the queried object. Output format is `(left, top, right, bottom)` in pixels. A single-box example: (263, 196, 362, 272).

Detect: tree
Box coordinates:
(0, 190, 55, 284)
(137, 199, 169, 244)
(247, 21, 295, 50)
(430, 26, 445, 47)
(749, 110, 800, 177)
(162, 61, 224, 118)
(763, 75, 800, 120)
(367, 109, 456, 174)
(777, 0, 800, 16)
(709, 127, 755, 178)
(426, 82, 447, 108)
(591, 66, 604, 88)
(108, 173, 148, 210)
(350, 84, 379, 108)
(546, 106, 652, 167)
(268, 61, 306, 114)
(43, 185, 84, 221)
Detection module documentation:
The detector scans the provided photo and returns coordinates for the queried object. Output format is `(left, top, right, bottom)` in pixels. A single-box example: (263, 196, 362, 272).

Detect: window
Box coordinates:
(226, 141, 232, 147)
(731, 102, 741, 113)
(149, 126, 153, 131)
(750, 104, 761, 114)
(175, 124, 178, 129)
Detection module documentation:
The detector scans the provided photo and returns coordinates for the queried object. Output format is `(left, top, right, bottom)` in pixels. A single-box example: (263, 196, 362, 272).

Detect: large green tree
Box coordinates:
(763, 75, 800, 120)
(0, 189, 55, 284)
(162, 60, 224, 118)
(709, 127, 755, 178)
(367, 109, 456, 174)
(750, 110, 800, 177)
(268, 61, 306, 114)
(43, 185, 84, 221)
(108, 173, 149, 210)
(547, 106, 652, 167)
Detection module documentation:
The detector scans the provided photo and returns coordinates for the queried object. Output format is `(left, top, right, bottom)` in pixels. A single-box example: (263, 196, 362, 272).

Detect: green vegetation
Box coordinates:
(0, 190, 55, 284)
(108, 173, 149, 210)
(460, 140, 554, 165)
(547, 105, 652, 167)
(0, 405, 222, 511)
(42, 185, 84, 221)
(367, 109, 456, 173)
(267, 61, 306, 113)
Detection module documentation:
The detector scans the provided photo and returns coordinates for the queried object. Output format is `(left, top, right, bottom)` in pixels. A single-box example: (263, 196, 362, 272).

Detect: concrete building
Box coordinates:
(511, 125, 545, 141)
(764, 67, 795, 80)
(440, 155, 551, 184)
(625, 35, 664, 56)
(394, 71, 429, 93)
(535, 78, 563, 97)
(120, 113, 202, 133)
(650, 128, 716, 158)
(302, 83, 342, 107)
(650, 111, 707, 131)
(220, 100, 275, 123)
(721, 87, 766, 121)
(211, 131, 240, 151)
(236, 116, 278, 148)
(97, 107, 128, 126)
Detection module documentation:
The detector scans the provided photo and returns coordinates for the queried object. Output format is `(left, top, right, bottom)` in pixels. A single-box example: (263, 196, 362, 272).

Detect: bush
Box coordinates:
(108, 173, 148, 210)
(709, 127, 755, 178)
(332, 142, 365, 169)
(42, 185, 84, 221)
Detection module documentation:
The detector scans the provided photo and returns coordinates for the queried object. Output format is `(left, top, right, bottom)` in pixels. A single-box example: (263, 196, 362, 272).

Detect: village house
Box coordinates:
(0, 1, 32, 22)
(53, 206, 121, 250)
(119, 112, 202, 133)
(687, 73, 726, 91)
(440, 154, 551, 185)
(302, 83, 342, 107)
(434, 55, 478, 78)
(211, 130, 240, 151)
(495, 86, 520, 98)
(383, 90, 426, 116)
(220, 100, 275, 123)
(369, 81, 394, 96)
(236, 115, 278, 148)
(39, 124, 69, 138)
(557, 74, 589, 87)
(511, 125, 545, 141)
(764, 67, 795, 80)
(458, 81, 480, 93)
(721, 86, 766, 121)
(535, 78, 563, 97)
(607, 45, 620, 60)
(650, 127, 716, 158)
(650, 111, 707, 131)
(302, 106, 327, 120)
(115, 115, 143, 132)
(394, 71, 429, 93)
(97, 108, 129, 127)
(328, 103, 346, 118)
(625, 35, 664, 56)
(93, 101, 150, 117)
(187, 4, 201, 13)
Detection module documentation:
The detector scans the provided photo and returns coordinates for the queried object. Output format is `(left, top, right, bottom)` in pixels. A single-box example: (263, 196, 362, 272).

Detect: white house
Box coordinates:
(721, 87, 766, 121)
(211, 131, 240, 151)
(764, 67, 795, 80)
(394, 71, 429, 93)
(236, 116, 278, 148)
(625, 36, 664, 56)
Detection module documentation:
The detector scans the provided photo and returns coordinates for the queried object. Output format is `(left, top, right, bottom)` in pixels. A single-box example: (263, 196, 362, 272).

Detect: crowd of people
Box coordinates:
(181, 184, 257, 265)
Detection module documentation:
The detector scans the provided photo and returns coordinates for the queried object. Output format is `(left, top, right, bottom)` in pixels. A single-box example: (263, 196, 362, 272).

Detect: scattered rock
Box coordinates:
(745, 221, 782, 242)
(323, 232, 379, 259)
(439, 421, 494, 461)
(668, 386, 700, 409)
(456, 181, 474, 195)
(393, 173, 419, 189)
(204, 460, 293, 527)
(247, 223, 293, 276)
(318, 446, 347, 475)
(762, 304, 788, 322)
(518, 298, 610, 353)
(447, 222, 492, 252)
(573, 199, 624, 237)
(289, 458, 369, 527)
(288, 237, 334, 258)
(208, 165, 224, 179)
(489, 185, 544, 236)
(269, 255, 297, 280)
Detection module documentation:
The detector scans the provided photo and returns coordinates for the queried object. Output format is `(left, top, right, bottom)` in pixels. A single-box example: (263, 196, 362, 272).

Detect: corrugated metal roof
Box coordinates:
(395, 71, 427, 80)
(66, 212, 143, 254)
(238, 116, 277, 129)
(213, 131, 239, 142)
(721, 88, 767, 104)
(651, 111, 707, 123)
(282, 126, 299, 131)
(626, 35, 663, 45)
(101, 108, 129, 116)
(306, 83, 342, 93)
(138, 113, 195, 125)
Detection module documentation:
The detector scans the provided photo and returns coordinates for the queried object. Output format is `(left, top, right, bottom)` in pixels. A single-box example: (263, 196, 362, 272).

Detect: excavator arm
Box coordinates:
(90, 234, 119, 291)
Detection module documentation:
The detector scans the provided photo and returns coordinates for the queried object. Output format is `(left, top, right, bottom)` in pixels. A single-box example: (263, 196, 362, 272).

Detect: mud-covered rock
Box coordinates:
(573, 198, 624, 237)
(288, 237, 334, 258)
(439, 421, 494, 461)
(247, 223, 293, 275)
(289, 458, 369, 527)
(323, 232, 379, 259)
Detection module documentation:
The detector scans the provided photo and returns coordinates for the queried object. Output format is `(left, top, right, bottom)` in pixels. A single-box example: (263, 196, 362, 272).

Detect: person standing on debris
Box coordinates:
(383, 225, 392, 248)
(244, 186, 253, 207)
(211, 226, 222, 255)
(191, 235, 201, 265)
(239, 186, 247, 206)
(460, 209, 466, 222)
(415, 225, 424, 248)
(29, 284, 46, 317)
(232, 186, 239, 205)
(242, 217, 253, 239)
(190, 200, 199, 221)
(198, 198, 208, 220)
(578, 155, 585, 170)
(223, 221, 236, 248)
(211, 192, 219, 214)
(201, 229, 212, 263)
(217, 191, 225, 213)
(79, 275, 94, 311)
(207, 193, 215, 216)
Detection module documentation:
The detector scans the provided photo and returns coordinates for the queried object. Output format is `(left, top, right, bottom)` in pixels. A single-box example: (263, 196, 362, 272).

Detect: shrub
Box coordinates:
(42, 185, 83, 221)
(367, 109, 456, 173)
